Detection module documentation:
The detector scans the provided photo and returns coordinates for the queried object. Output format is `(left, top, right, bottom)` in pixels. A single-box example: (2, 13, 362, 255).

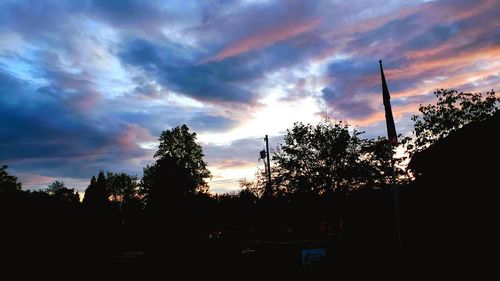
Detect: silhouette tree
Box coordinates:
(46, 180, 80, 204)
(406, 91, 499, 259)
(411, 89, 498, 151)
(106, 172, 140, 207)
(140, 124, 211, 207)
(360, 136, 411, 187)
(0, 165, 22, 194)
(272, 119, 401, 195)
(243, 168, 274, 198)
(46, 180, 65, 194)
(138, 125, 213, 259)
(238, 178, 261, 200)
(155, 124, 211, 193)
(83, 171, 110, 210)
(104, 171, 143, 230)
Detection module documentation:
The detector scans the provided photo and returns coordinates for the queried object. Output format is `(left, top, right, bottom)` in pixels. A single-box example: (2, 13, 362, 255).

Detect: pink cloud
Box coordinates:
(118, 123, 155, 151)
(66, 90, 103, 112)
(212, 159, 255, 170)
(16, 173, 54, 187)
(346, 102, 420, 127)
(206, 17, 323, 62)
(389, 46, 500, 83)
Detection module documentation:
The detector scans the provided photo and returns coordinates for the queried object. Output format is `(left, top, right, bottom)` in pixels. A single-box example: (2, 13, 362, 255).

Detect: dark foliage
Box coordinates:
(1, 91, 497, 276)
(0, 165, 22, 194)
(411, 89, 498, 151)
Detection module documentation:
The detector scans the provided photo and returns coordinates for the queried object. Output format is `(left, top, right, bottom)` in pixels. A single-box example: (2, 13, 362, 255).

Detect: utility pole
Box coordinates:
(264, 135, 272, 197)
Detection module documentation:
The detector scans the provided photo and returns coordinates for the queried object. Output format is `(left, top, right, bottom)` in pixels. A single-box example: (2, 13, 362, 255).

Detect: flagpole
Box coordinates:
(389, 142, 402, 254)
(379, 59, 402, 254)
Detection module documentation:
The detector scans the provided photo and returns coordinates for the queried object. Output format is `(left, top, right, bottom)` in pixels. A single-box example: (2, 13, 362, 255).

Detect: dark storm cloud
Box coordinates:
(119, 38, 252, 102)
(1, 69, 100, 161)
(119, 35, 329, 103)
(0, 67, 151, 182)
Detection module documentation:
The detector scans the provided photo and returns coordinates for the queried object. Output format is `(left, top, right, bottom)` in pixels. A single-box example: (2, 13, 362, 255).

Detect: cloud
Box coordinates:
(0, 0, 498, 192)
(0, 0, 87, 37)
(89, 0, 169, 31)
(319, 0, 499, 124)
(118, 35, 328, 104)
(208, 17, 323, 62)
(189, 115, 238, 133)
(119, 38, 255, 103)
(0, 67, 152, 182)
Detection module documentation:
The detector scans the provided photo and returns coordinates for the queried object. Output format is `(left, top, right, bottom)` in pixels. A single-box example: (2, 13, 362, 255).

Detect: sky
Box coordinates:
(1, 0, 498, 194)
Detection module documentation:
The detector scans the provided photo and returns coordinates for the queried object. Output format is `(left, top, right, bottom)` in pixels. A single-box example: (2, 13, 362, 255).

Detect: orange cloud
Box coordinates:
(388, 46, 500, 82)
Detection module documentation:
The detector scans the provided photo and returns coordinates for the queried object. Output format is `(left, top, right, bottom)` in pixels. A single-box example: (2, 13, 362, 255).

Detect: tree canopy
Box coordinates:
(83, 171, 110, 210)
(46, 180, 80, 204)
(1, 88, 498, 271)
(411, 89, 498, 151)
(141, 125, 211, 208)
(106, 172, 139, 207)
(156, 124, 211, 192)
(0, 165, 22, 194)
(271, 119, 404, 196)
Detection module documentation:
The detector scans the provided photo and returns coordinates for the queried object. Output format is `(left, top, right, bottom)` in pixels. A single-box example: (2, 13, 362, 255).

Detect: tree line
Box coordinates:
(0, 89, 498, 273)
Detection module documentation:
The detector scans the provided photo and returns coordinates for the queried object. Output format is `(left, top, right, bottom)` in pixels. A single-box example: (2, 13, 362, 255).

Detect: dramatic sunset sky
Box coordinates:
(1, 0, 498, 193)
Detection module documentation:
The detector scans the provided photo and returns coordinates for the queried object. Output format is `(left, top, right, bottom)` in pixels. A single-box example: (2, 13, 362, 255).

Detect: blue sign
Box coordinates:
(301, 248, 326, 267)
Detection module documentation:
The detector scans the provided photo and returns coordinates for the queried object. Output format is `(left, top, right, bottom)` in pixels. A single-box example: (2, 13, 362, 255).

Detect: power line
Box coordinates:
(208, 178, 240, 184)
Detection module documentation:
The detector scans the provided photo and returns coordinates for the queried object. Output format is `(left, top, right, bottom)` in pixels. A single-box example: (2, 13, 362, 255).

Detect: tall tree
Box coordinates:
(411, 89, 498, 151)
(83, 171, 110, 210)
(155, 124, 211, 193)
(141, 125, 211, 208)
